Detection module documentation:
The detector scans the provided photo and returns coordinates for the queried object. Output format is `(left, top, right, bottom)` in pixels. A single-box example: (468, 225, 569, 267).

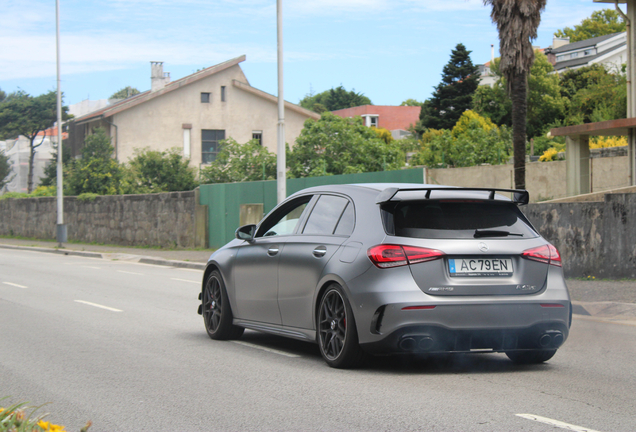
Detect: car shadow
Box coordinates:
(218, 330, 558, 375)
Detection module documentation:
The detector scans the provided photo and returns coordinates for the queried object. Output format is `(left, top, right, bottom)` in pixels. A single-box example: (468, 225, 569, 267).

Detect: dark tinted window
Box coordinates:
(303, 195, 349, 235)
(334, 202, 355, 236)
(383, 200, 538, 239)
(256, 196, 312, 238)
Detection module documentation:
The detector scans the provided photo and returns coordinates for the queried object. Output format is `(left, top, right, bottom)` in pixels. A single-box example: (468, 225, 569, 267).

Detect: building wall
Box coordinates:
(331, 105, 420, 131)
(0, 192, 199, 248)
(523, 192, 636, 279)
(427, 156, 630, 202)
(109, 65, 313, 167)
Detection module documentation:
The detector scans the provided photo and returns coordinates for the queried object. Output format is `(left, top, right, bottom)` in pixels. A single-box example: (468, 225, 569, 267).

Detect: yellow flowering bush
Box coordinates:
(540, 147, 559, 162)
(589, 135, 627, 148)
(452, 110, 497, 137)
(0, 399, 90, 432)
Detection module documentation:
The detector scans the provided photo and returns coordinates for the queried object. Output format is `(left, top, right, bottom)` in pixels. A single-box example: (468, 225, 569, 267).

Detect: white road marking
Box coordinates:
(232, 341, 301, 358)
(117, 270, 143, 275)
(74, 300, 123, 312)
(171, 278, 200, 284)
(82, 266, 101, 270)
(3, 282, 27, 289)
(516, 414, 602, 432)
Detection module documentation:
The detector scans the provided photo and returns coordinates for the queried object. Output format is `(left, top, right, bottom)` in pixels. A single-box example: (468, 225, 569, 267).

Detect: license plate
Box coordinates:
(448, 258, 513, 277)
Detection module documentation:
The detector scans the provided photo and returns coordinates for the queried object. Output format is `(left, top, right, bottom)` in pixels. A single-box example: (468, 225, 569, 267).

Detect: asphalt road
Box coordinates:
(1, 248, 635, 432)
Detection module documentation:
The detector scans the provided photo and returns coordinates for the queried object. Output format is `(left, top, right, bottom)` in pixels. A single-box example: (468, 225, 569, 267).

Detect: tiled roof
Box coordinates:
(551, 32, 623, 54)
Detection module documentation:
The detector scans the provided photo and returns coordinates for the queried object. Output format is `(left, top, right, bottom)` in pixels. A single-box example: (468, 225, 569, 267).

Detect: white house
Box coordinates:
(545, 32, 627, 73)
(68, 56, 320, 167)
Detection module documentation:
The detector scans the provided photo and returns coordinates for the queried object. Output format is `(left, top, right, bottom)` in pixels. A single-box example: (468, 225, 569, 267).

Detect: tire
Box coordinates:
(505, 349, 557, 364)
(317, 284, 365, 369)
(202, 270, 244, 340)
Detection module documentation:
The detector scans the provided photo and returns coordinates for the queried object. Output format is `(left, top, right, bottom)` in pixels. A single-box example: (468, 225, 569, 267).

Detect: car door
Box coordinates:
(277, 194, 355, 330)
(232, 196, 314, 325)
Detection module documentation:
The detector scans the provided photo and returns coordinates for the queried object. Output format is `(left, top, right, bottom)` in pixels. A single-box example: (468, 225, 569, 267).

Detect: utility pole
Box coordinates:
(276, 0, 286, 203)
(55, 0, 66, 247)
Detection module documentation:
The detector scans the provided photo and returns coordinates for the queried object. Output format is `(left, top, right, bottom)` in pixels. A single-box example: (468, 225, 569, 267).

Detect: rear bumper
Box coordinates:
(360, 319, 569, 354)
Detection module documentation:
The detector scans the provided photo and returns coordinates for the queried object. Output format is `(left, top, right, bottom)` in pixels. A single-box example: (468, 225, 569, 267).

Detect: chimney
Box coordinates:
(553, 36, 570, 49)
(151, 61, 170, 92)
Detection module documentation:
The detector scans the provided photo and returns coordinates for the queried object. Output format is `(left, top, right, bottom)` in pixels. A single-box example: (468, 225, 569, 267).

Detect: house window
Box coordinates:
(202, 129, 225, 163)
(252, 131, 263, 145)
(571, 52, 578, 59)
(370, 116, 379, 127)
(201, 92, 211, 103)
(221, 86, 226, 102)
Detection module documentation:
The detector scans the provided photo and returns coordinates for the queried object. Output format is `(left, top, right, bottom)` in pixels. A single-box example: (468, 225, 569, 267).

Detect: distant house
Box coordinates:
(545, 32, 626, 72)
(330, 105, 420, 139)
(68, 56, 319, 167)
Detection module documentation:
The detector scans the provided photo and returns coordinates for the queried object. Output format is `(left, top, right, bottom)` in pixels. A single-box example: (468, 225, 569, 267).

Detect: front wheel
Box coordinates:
(505, 349, 557, 364)
(317, 284, 364, 368)
(202, 270, 244, 340)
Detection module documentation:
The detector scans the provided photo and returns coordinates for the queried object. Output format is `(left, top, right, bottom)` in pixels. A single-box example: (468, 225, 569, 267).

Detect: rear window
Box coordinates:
(382, 200, 538, 239)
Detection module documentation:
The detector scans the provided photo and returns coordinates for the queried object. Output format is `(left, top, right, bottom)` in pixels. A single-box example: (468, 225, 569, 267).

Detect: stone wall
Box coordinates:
(0, 191, 199, 248)
(523, 192, 636, 279)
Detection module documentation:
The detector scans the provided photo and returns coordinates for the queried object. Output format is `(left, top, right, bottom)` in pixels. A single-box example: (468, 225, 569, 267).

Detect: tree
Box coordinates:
(66, 128, 122, 195)
(411, 110, 512, 168)
(287, 113, 404, 178)
(200, 138, 277, 184)
(473, 52, 567, 139)
(560, 64, 626, 124)
(110, 86, 140, 100)
(555, 9, 626, 43)
(418, 43, 480, 132)
(40, 141, 71, 187)
(400, 99, 423, 107)
(483, 0, 546, 189)
(124, 148, 198, 193)
(0, 88, 6, 103)
(299, 86, 372, 112)
(0, 148, 13, 191)
(0, 91, 69, 193)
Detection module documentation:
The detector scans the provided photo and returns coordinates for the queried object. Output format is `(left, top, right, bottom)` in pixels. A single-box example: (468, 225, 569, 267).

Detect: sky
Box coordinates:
(0, 0, 609, 108)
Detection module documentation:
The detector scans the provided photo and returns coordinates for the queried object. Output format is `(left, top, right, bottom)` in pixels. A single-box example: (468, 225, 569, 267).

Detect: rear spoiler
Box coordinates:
(376, 187, 530, 205)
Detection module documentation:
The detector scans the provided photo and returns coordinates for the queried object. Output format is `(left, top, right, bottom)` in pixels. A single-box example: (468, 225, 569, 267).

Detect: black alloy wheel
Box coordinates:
(202, 270, 244, 340)
(318, 284, 364, 368)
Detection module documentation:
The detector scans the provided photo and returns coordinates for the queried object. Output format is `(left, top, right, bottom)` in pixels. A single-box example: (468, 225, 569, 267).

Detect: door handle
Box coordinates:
(267, 247, 279, 256)
(313, 246, 327, 258)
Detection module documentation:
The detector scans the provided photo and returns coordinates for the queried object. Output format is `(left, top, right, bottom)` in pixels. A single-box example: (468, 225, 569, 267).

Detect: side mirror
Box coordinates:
(235, 224, 257, 242)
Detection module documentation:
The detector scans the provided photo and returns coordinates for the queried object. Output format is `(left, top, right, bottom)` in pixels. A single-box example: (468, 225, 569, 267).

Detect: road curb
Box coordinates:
(0, 243, 104, 259)
(0, 243, 207, 270)
(572, 300, 636, 321)
(138, 257, 206, 270)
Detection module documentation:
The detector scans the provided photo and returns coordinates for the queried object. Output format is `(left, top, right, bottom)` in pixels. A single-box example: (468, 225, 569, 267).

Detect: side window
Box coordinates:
(256, 197, 312, 238)
(303, 195, 350, 235)
(334, 202, 355, 236)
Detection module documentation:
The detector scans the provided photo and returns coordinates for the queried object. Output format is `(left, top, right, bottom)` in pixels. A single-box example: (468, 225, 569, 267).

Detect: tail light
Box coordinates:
(521, 244, 562, 267)
(368, 245, 445, 269)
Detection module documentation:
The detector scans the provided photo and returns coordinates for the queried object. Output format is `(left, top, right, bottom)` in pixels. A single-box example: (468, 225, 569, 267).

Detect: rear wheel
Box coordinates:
(317, 284, 364, 368)
(202, 270, 244, 340)
(505, 349, 557, 364)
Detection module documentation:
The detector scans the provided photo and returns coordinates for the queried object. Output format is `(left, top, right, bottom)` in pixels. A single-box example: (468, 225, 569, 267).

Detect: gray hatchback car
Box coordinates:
(198, 183, 571, 368)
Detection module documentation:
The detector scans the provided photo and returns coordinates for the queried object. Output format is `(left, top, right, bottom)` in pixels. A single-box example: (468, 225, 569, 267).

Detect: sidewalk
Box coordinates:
(2, 238, 635, 322)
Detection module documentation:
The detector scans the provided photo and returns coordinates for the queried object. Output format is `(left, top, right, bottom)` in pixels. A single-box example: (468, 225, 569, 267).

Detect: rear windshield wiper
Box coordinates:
(474, 229, 523, 238)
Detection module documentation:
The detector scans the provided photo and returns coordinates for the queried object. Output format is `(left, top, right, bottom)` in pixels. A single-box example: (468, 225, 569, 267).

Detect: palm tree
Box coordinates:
(483, 0, 546, 189)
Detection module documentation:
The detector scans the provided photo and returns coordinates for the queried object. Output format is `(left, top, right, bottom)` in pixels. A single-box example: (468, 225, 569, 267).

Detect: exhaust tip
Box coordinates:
(418, 336, 435, 351)
(552, 332, 564, 347)
(399, 337, 417, 351)
(538, 333, 552, 348)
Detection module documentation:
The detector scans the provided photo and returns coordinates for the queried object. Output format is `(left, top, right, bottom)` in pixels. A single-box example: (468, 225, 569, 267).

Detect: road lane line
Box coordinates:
(232, 341, 301, 358)
(117, 270, 143, 275)
(171, 278, 200, 284)
(516, 414, 602, 432)
(3, 282, 27, 289)
(74, 300, 123, 312)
